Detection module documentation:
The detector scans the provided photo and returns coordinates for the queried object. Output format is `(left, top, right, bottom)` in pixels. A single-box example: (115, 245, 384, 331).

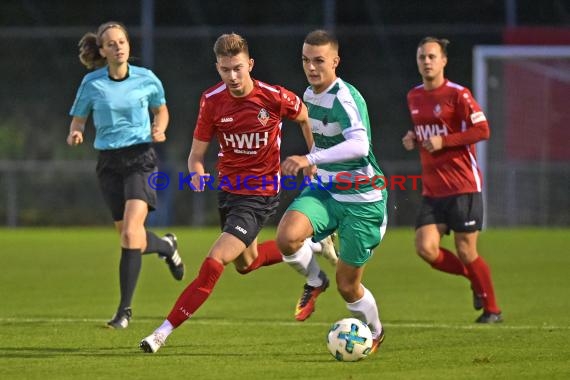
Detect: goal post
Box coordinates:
(473, 45, 570, 227)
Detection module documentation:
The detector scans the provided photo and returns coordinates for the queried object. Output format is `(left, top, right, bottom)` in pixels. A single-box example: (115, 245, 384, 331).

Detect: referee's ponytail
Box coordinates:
(78, 32, 105, 70)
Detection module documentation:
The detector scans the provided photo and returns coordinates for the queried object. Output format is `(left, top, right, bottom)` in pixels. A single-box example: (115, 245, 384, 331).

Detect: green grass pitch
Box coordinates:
(1, 227, 569, 379)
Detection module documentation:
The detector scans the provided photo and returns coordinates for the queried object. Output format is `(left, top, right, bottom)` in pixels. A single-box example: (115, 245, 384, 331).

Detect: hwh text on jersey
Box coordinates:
(222, 131, 269, 149)
(414, 124, 448, 141)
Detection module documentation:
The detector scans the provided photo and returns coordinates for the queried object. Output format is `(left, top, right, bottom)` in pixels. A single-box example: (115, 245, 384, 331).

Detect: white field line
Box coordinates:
(0, 317, 568, 330)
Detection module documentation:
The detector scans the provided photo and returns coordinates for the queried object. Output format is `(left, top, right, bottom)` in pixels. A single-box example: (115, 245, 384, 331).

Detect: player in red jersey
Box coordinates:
(140, 33, 335, 353)
(402, 37, 502, 323)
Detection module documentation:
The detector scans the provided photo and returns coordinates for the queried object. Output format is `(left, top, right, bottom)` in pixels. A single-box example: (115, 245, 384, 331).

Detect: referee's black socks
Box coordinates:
(118, 247, 142, 311)
(144, 231, 174, 256)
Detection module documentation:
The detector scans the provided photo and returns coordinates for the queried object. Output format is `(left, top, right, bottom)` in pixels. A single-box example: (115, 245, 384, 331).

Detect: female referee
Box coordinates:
(66, 21, 184, 329)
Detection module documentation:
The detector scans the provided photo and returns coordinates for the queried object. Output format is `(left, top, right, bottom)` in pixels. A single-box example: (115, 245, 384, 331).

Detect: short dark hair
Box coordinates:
(418, 37, 450, 57)
(304, 29, 339, 51)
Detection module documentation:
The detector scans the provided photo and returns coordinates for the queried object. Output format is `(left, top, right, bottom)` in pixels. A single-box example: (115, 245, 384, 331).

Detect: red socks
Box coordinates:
(166, 242, 284, 328)
(431, 247, 468, 276)
(167, 257, 224, 327)
(165, 241, 284, 328)
(465, 256, 500, 313)
(431, 248, 500, 313)
(236, 240, 283, 274)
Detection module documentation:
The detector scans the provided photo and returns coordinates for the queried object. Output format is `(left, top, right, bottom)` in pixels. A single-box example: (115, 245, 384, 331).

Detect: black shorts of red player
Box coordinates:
(96, 143, 157, 221)
(217, 190, 279, 247)
(415, 192, 483, 234)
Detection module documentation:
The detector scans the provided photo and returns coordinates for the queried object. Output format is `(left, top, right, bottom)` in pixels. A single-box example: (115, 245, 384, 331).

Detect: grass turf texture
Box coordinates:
(1, 227, 569, 379)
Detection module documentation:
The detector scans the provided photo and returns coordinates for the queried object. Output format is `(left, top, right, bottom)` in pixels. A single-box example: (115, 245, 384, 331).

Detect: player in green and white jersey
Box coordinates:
(277, 30, 387, 353)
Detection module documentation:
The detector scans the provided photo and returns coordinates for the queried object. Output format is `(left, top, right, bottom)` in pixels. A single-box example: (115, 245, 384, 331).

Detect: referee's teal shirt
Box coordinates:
(70, 65, 166, 150)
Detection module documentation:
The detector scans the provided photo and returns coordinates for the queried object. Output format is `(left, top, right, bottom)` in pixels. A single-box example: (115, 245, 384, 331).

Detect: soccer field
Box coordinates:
(1, 227, 569, 379)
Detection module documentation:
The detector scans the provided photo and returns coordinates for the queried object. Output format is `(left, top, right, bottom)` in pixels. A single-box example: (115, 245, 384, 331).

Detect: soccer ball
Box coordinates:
(326, 317, 373, 362)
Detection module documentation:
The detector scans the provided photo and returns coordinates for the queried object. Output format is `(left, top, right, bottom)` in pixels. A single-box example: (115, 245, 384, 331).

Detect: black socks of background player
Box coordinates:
(143, 231, 174, 257)
(118, 248, 142, 311)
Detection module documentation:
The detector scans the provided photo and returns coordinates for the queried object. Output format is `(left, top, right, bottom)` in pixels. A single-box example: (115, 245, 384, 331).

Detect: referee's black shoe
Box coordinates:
(106, 307, 132, 329)
(161, 233, 185, 281)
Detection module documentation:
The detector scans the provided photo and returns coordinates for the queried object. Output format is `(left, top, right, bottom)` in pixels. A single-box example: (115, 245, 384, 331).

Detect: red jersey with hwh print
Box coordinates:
(194, 79, 302, 196)
(407, 79, 490, 197)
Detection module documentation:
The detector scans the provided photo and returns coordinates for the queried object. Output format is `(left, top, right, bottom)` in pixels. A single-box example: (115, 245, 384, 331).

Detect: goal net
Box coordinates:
(473, 46, 570, 226)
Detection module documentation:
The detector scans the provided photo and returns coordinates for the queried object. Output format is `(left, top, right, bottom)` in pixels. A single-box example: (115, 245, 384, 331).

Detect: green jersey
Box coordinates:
(304, 78, 385, 203)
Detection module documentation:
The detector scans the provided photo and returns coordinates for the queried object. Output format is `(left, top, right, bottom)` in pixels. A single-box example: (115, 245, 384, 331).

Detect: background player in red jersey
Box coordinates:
(402, 37, 502, 323)
(140, 33, 335, 353)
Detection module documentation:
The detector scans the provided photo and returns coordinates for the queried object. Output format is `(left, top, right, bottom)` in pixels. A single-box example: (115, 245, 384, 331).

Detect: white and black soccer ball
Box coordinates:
(326, 317, 373, 362)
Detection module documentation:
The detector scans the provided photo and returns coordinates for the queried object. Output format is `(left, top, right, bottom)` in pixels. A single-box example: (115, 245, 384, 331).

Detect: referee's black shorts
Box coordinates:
(96, 143, 158, 221)
(217, 190, 280, 247)
(415, 192, 483, 233)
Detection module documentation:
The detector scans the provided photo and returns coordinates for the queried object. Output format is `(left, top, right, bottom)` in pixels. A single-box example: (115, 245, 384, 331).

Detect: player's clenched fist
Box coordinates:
(402, 130, 416, 151)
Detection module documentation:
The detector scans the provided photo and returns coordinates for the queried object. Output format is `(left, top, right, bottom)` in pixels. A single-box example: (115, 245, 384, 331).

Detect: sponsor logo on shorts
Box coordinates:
(235, 225, 248, 235)
(464, 220, 476, 226)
